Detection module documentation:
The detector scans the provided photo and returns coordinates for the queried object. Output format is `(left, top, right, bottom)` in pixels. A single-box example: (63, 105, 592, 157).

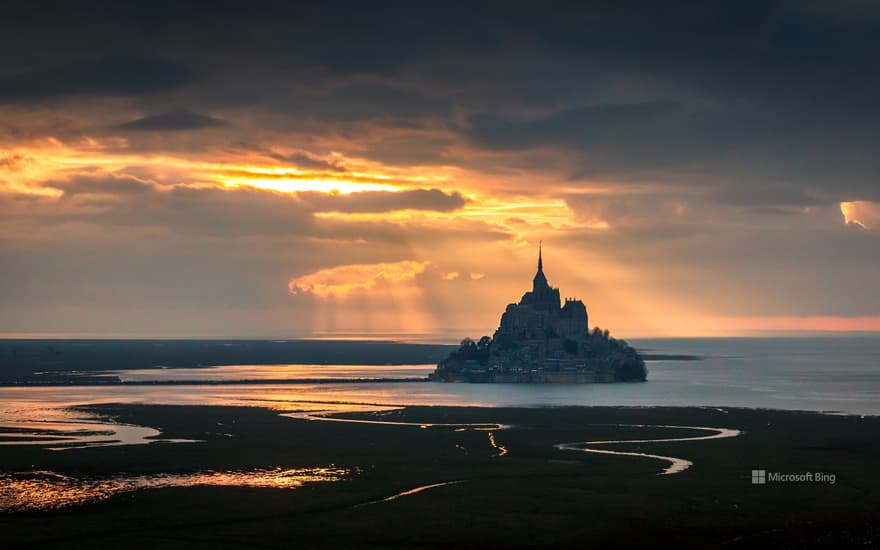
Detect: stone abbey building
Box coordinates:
(493, 244, 589, 354)
(432, 245, 646, 383)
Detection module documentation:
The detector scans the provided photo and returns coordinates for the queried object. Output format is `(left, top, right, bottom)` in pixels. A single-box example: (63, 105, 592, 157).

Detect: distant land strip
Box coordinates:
(0, 377, 431, 387)
(640, 353, 703, 361)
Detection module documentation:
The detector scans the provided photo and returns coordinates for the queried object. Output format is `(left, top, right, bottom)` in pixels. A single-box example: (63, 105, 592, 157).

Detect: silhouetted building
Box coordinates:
(432, 244, 646, 383)
(494, 242, 588, 347)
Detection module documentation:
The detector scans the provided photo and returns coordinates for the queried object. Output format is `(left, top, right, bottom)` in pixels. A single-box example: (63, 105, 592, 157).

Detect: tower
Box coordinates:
(526, 240, 559, 310)
(533, 241, 549, 292)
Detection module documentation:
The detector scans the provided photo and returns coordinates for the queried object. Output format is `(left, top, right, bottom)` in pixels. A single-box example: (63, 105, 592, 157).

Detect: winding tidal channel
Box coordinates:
(292, 407, 743, 476)
(554, 424, 743, 475)
(0, 404, 742, 512)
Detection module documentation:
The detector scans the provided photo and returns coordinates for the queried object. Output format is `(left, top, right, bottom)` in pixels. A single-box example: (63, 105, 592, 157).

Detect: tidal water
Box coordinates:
(0, 336, 877, 511)
(1, 336, 877, 454)
(1, 337, 879, 420)
(107, 363, 430, 382)
(0, 467, 349, 512)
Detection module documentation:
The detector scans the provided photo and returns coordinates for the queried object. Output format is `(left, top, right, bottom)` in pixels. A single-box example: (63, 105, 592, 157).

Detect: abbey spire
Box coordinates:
(533, 240, 549, 292)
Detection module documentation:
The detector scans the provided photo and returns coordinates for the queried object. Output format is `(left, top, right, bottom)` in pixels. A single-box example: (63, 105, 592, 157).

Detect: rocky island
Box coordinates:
(432, 245, 646, 383)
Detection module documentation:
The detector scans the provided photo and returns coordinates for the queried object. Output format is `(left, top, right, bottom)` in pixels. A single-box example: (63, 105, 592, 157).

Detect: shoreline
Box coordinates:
(0, 377, 432, 387)
(2, 386, 877, 417)
(80, 401, 879, 417)
(0, 352, 699, 386)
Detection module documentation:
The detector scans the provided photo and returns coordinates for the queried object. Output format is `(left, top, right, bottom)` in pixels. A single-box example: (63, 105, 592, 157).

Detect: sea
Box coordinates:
(1, 336, 878, 418)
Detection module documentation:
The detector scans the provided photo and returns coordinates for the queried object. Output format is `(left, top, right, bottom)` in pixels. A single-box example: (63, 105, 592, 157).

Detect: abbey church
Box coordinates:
(432, 245, 646, 383)
(493, 244, 589, 353)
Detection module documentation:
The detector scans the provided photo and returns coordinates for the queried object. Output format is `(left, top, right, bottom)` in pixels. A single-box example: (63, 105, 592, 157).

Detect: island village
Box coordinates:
(431, 245, 646, 383)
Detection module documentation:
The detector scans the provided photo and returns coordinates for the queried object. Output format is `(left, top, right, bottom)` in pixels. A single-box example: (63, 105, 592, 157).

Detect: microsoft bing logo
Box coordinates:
(749, 469, 836, 484)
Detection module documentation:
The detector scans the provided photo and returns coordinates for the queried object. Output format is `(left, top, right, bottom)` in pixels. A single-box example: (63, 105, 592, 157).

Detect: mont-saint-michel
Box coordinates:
(432, 245, 647, 383)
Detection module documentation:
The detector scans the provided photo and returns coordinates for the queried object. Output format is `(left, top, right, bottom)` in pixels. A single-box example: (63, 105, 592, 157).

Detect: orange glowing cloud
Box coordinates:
(840, 201, 880, 229)
(288, 260, 431, 299)
(0, 137, 457, 198)
(0, 137, 599, 248)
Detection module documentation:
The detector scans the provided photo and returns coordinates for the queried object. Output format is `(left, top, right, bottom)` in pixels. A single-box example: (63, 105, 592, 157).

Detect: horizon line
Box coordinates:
(2, 329, 879, 343)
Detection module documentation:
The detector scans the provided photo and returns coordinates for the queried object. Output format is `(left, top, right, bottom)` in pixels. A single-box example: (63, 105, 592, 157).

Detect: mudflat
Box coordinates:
(2, 405, 879, 548)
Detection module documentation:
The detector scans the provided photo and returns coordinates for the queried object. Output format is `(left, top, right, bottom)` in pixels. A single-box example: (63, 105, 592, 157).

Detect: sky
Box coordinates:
(1, 1, 879, 339)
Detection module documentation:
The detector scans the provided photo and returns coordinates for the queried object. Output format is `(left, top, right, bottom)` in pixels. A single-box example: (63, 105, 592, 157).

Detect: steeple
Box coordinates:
(533, 241, 549, 291)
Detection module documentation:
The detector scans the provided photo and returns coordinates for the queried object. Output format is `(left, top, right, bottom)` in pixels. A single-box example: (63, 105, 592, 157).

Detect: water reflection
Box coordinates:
(103, 364, 434, 383)
(354, 480, 466, 508)
(285, 408, 506, 431)
(487, 432, 508, 457)
(0, 466, 349, 512)
(555, 424, 742, 475)
(0, 406, 198, 450)
(4, 336, 880, 418)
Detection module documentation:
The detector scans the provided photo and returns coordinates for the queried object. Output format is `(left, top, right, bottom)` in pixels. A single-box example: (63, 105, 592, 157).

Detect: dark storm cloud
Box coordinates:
(3, 3, 878, 139)
(466, 103, 678, 151)
(0, 56, 195, 101)
(1, 1, 877, 201)
(116, 111, 227, 132)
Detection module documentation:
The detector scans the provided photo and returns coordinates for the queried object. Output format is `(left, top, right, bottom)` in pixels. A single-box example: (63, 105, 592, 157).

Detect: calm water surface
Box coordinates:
(1, 337, 878, 417)
(106, 363, 431, 382)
